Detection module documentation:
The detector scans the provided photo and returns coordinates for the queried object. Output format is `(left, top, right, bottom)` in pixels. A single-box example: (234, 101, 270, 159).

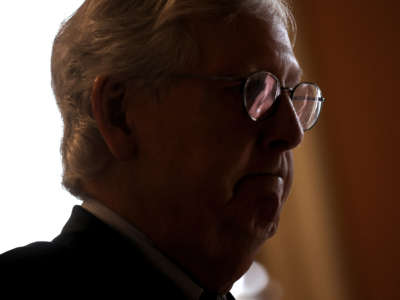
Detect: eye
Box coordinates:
(219, 85, 242, 102)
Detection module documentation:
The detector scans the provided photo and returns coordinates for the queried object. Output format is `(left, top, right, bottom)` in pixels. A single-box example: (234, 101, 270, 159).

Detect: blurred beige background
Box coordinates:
(257, 1, 400, 299)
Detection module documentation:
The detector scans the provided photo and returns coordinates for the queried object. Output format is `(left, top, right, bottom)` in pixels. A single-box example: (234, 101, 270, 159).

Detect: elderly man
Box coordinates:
(0, 0, 325, 298)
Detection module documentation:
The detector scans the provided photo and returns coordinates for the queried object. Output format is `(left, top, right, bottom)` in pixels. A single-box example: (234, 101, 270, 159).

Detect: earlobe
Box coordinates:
(91, 75, 137, 161)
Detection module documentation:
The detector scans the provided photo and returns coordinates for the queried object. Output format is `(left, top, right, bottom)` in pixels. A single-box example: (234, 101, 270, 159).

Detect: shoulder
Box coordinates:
(0, 240, 80, 295)
(0, 240, 186, 298)
(0, 206, 188, 298)
(0, 240, 76, 272)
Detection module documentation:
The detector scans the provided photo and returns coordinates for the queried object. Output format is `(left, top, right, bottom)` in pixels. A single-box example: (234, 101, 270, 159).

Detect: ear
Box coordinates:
(91, 75, 137, 161)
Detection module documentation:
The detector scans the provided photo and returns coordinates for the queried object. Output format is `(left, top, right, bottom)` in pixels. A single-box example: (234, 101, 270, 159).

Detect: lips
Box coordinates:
(232, 173, 284, 224)
(233, 173, 284, 196)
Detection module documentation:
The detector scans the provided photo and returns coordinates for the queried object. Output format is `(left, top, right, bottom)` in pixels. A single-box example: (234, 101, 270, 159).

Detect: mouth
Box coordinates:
(232, 172, 284, 196)
(230, 172, 285, 223)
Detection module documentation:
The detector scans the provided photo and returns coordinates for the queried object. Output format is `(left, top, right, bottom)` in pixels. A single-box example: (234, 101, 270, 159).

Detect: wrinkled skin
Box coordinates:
(88, 12, 304, 293)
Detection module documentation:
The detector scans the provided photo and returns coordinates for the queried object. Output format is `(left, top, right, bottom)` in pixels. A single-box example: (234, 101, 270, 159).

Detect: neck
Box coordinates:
(83, 176, 259, 294)
(155, 233, 258, 294)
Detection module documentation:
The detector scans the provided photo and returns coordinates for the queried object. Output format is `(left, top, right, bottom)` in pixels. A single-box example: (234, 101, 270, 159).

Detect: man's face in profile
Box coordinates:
(110, 12, 303, 276)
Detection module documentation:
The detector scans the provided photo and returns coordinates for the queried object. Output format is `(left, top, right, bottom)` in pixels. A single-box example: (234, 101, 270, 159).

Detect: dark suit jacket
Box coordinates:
(0, 206, 190, 298)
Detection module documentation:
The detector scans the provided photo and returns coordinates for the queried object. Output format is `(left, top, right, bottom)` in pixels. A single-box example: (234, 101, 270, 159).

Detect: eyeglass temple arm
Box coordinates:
(292, 96, 326, 102)
(174, 74, 245, 82)
(282, 87, 326, 103)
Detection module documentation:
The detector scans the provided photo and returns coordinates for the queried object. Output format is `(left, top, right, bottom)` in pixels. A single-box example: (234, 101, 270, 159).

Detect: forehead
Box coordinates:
(191, 13, 301, 84)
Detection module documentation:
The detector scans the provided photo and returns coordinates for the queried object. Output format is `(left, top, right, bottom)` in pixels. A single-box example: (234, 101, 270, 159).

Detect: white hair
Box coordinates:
(51, 0, 295, 199)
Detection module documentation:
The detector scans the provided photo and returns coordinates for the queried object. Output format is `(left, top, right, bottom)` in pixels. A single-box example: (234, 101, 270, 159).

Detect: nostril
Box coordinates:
(256, 117, 304, 151)
(270, 139, 291, 150)
(257, 131, 289, 151)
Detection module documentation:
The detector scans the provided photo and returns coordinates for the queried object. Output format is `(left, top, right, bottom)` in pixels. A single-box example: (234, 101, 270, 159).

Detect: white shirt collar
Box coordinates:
(81, 199, 203, 300)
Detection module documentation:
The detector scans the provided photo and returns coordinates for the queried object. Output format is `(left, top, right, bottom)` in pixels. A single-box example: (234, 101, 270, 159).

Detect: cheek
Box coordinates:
(152, 83, 252, 196)
(167, 132, 253, 213)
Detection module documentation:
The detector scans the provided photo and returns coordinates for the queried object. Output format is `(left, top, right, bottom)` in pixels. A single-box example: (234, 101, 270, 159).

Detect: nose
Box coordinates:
(257, 93, 304, 152)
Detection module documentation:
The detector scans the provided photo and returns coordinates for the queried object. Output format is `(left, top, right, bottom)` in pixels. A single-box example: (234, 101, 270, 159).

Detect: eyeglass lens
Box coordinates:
(292, 83, 323, 130)
(244, 72, 323, 130)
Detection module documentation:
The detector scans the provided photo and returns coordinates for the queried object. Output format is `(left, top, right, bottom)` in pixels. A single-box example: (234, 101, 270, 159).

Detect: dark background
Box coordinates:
(259, 1, 400, 299)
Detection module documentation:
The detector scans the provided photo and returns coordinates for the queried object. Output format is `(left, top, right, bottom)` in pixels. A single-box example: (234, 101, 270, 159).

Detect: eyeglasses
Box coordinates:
(177, 71, 326, 131)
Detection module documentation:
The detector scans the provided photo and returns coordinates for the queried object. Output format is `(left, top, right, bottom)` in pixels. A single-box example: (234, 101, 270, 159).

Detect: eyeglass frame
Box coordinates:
(173, 71, 326, 131)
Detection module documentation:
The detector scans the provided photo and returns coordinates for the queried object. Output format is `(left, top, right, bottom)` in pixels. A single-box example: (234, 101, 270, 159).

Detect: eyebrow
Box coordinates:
(237, 59, 304, 85)
(203, 65, 304, 84)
